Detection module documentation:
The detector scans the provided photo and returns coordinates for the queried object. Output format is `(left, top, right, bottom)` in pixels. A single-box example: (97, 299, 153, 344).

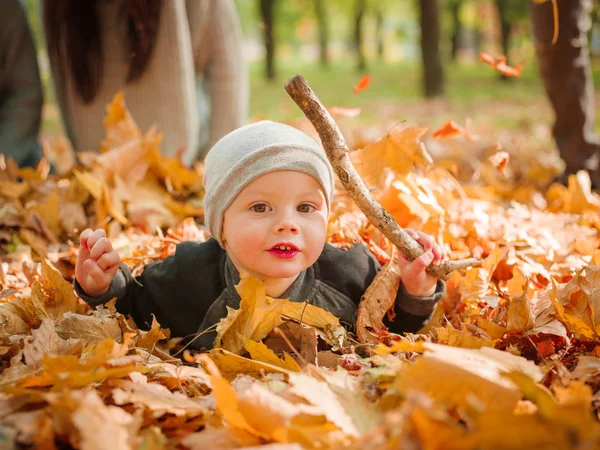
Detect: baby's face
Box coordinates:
(222, 171, 328, 281)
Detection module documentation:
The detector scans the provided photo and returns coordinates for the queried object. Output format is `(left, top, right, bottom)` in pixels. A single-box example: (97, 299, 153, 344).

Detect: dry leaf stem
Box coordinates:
(284, 74, 480, 280)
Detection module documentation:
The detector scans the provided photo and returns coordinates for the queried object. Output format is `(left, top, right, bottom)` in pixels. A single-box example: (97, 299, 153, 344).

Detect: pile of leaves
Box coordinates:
(1, 94, 600, 449)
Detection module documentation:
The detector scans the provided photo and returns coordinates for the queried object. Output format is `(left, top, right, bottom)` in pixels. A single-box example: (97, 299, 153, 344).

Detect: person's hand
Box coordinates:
(75, 229, 120, 297)
(397, 229, 443, 297)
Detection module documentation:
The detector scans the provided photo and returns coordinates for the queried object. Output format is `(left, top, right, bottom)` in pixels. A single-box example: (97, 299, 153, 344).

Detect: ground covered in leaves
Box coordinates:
(2, 94, 600, 449)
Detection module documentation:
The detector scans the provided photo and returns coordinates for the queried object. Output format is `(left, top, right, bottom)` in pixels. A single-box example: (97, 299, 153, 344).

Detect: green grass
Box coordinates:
(248, 59, 546, 122)
(41, 58, 600, 139)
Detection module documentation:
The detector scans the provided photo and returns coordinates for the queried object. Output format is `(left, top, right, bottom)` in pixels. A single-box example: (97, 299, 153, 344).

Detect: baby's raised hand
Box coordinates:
(397, 229, 443, 297)
(75, 229, 120, 297)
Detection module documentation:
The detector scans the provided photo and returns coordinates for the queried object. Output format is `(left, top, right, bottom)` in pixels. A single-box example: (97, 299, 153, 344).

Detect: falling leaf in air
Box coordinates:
(353, 75, 371, 94)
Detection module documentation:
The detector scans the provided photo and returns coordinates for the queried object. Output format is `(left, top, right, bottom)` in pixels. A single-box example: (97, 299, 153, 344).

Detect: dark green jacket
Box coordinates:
(75, 239, 445, 350)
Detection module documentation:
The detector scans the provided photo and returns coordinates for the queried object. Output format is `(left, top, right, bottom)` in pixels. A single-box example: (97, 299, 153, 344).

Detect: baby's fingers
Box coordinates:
(83, 259, 112, 294)
(78, 228, 94, 259)
(96, 251, 120, 272)
(90, 237, 113, 260)
(87, 229, 107, 253)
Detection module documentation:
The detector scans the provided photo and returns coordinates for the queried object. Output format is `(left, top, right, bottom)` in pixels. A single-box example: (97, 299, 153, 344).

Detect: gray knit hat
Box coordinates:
(203, 120, 334, 246)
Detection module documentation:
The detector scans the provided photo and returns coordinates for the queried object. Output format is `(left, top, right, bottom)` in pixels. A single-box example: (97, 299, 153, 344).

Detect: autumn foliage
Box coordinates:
(1, 93, 600, 449)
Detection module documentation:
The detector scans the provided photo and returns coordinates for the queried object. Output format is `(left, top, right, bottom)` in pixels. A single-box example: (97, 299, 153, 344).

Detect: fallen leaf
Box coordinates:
(244, 339, 302, 372)
(55, 312, 122, 345)
(488, 151, 510, 176)
(31, 259, 80, 320)
(506, 282, 535, 333)
(353, 125, 432, 184)
(356, 247, 402, 344)
(327, 107, 361, 118)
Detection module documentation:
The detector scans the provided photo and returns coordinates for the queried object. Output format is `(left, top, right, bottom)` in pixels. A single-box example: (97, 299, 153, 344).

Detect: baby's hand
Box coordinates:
(75, 229, 120, 297)
(397, 229, 443, 297)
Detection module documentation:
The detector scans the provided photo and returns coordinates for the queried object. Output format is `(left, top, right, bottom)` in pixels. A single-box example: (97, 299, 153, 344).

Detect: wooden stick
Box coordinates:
(284, 75, 480, 281)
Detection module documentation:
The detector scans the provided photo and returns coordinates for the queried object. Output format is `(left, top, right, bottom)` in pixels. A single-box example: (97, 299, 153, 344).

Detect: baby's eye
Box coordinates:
(297, 203, 316, 213)
(251, 203, 271, 213)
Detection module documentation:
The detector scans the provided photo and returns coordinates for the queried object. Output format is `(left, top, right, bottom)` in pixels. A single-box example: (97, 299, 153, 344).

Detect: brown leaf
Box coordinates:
(50, 389, 140, 450)
(111, 372, 209, 419)
(55, 312, 122, 345)
(356, 247, 401, 344)
(23, 319, 83, 367)
(507, 282, 536, 333)
(31, 259, 80, 320)
(263, 322, 318, 368)
(136, 315, 169, 352)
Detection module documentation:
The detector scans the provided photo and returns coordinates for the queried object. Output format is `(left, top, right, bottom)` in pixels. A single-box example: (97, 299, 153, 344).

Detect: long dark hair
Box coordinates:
(44, 0, 163, 104)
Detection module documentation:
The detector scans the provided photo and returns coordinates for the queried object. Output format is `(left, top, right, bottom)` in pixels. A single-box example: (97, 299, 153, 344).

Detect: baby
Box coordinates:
(75, 121, 445, 349)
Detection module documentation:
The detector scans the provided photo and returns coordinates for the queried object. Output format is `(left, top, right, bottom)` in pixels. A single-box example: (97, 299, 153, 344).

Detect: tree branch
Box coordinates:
(284, 74, 480, 281)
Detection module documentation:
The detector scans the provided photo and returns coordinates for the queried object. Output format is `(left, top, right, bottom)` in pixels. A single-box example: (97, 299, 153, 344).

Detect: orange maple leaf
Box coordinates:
(479, 52, 524, 78)
(432, 121, 464, 139)
(353, 75, 371, 94)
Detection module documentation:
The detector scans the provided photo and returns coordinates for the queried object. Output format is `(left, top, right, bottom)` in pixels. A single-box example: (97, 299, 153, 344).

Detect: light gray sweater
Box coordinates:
(45, 0, 248, 164)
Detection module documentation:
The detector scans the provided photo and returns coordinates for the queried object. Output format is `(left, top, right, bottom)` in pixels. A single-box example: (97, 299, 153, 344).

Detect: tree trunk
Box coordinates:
(418, 0, 444, 97)
(354, 0, 367, 72)
(314, 0, 329, 67)
(450, 0, 463, 61)
(260, 0, 276, 81)
(530, 0, 600, 183)
(495, 0, 512, 80)
(375, 7, 384, 61)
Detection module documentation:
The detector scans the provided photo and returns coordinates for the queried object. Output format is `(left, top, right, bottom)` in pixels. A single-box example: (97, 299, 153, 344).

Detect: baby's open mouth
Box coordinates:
(268, 243, 300, 259)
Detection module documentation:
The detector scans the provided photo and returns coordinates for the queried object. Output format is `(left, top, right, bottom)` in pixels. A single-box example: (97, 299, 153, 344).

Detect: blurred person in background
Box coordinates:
(530, 0, 600, 186)
(0, 0, 44, 168)
(43, 0, 248, 165)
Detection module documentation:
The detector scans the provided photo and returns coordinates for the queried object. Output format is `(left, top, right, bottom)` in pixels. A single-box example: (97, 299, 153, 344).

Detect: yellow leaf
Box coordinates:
(411, 408, 471, 450)
(564, 171, 600, 214)
(280, 301, 340, 330)
(502, 371, 557, 419)
(27, 190, 61, 238)
(73, 170, 103, 199)
(288, 372, 360, 436)
(395, 344, 543, 412)
(31, 259, 79, 320)
(101, 91, 142, 153)
(375, 340, 426, 355)
(506, 282, 535, 333)
(214, 272, 286, 354)
(209, 348, 293, 380)
(197, 354, 270, 439)
(435, 326, 499, 349)
(214, 272, 339, 354)
(476, 317, 507, 340)
(0, 180, 30, 199)
(353, 125, 431, 184)
(550, 281, 597, 340)
(244, 340, 301, 372)
(136, 315, 169, 351)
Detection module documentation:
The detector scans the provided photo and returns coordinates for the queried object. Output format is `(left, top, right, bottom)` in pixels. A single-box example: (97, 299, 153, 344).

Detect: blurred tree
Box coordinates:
(418, 0, 444, 97)
(495, 1, 528, 58)
(314, 0, 329, 67)
(375, 6, 385, 60)
(449, 0, 464, 61)
(260, 0, 277, 80)
(353, 0, 367, 72)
